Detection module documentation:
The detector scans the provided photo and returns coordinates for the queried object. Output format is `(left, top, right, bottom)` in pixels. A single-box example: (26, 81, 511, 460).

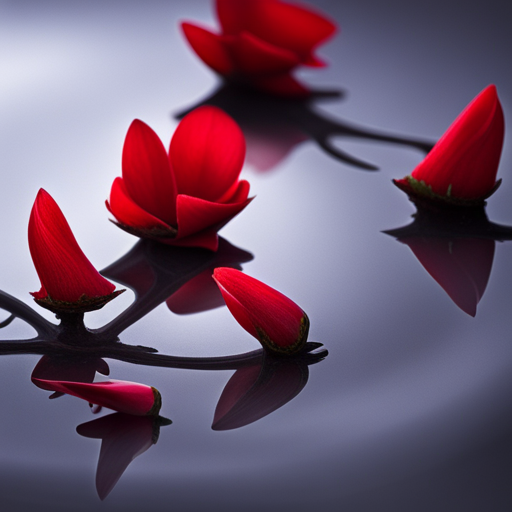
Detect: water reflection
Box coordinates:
(385, 204, 512, 316)
(176, 84, 434, 171)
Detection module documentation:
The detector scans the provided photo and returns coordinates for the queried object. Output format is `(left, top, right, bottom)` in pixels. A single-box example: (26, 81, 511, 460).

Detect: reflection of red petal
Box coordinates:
(32, 378, 161, 416)
(181, 23, 234, 75)
(411, 85, 505, 199)
(402, 237, 495, 316)
(166, 268, 227, 315)
(122, 120, 177, 225)
(212, 360, 308, 430)
(170, 106, 246, 202)
(213, 268, 309, 354)
(77, 413, 155, 500)
(32, 356, 109, 383)
(29, 189, 116, 303)
(107, 178, 173, 231)
(252, 73, 310, 97)
(225, 32, 299, 75)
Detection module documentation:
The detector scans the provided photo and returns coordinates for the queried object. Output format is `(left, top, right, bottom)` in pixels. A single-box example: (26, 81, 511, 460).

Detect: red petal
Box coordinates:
(181, 22, 234, 75)
(32, 377, 161, 416)
(28, 189, 116, 303)
(218, 0, 336, 63)
(213, 268, 309, 353)
(107, 177, 174, 231)
(411, 85, 505, 199)
(175, 193, 252, 241)
(122, 120, 177, 225)
(170, 106, 246, 203)
(401, 237, 495, 317)
(224, 32, 299, 75)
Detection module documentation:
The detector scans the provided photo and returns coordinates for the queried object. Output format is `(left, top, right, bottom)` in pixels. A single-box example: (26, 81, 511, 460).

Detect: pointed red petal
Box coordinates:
(410, 85, 505, 200)
(224, 32, 299, 75)
(175, 193, 252, 241)
(122, 119, 177, 225)
(107, 177, 173, 231)
(402, 237, 495, 317)
(170, 106, 246, 202)
(28, 189, 116, 303)
(181, 22, 234, 75)
(32, 377, 161, 416)
(213, 268, 309, 354)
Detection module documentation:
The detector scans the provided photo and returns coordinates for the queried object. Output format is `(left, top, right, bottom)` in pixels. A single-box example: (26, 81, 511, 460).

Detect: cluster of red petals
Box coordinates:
(181, 0, 337, 97)
(107, 106, 252, 251)
(393, 85, 505, 204)
(213, 267, 309, 354)
(32, 377, 162, 416)
(29, 189, 121, 313)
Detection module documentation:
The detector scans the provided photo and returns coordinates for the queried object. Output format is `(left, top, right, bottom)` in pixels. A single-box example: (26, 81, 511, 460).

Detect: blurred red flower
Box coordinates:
(181, 0, 337, 97)
(393, 85, 505, 205)
(213, 267, 309, 354)
(29, 189, 121, 314)
(107, 106, 252, 251)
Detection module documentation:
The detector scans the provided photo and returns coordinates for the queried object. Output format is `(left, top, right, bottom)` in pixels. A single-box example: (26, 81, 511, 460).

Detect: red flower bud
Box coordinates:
(213, 267, 309, 354)
(32, 377, 162, 416)
(393, 85, 505, 205)
(107, 106, 252, 251)
(29, 189, 122, 313)
(181, 0, 337, 97)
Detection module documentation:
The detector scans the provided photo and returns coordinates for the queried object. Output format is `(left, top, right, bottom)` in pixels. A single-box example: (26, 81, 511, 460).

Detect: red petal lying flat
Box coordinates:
(224, 32, 299, 76)
(410, 85, 505, 200)
(122, 120, 177, 226)
(29, 189, 116, 304)
(32, 378, 162, 416)
(213, 268, 309, 354)
(170, 106, 246, 202)
(401, 237, 495, 317)
(107, 177, 174, 231)
(175, 193, 252, 242)
(181, 23, 234, 75)
(77, 413, 159, 500)
(243, 0, 337, 64)
(212, 359, 308, 430)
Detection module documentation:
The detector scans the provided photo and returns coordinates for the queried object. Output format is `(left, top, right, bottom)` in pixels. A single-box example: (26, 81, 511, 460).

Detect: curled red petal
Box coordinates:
(170, 106, 246, 203)
(107, 177, 174, 231)
(242, 0, 337, 64)
(213, 268, 309, 354)
(175, 192, 252, 241)
(217, 0, 249, 35)
(181, 22, 234, 75)
(410, 85, 505, 200)
(224, 32, 299, 76)
(122, 119, 177, 225)
(32, 377, 161, 416)
(29, 189, 116, 303)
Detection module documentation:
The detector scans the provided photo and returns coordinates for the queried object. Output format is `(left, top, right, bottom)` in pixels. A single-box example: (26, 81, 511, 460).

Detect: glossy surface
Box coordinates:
(1, 1, 512, 510)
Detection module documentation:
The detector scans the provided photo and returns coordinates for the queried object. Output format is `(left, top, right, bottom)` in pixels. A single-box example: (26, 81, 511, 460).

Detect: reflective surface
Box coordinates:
(1, 1, 512, 510)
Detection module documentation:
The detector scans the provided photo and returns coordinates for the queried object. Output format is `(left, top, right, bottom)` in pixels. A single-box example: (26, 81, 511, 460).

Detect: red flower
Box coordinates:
(32, 377, 162, 416)
(213, 267, 309, 354)
(393, 85, 505, 205)
(181, 0, 337, 97)
(29, 189, 122, 313)
(106, 106, 252, 251)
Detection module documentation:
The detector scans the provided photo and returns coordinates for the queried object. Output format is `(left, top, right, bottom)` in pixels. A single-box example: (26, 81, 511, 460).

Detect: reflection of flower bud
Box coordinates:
(213, 267, 309, 354)
(32, 377, 162, 416)
(29, 189, 122, 314)
(393, 85, 505, 205)
(77, 413, 171, 500)
(107, 107, 252, 251)
(181, 0, 337, 97)
(213, 358, 308, 430)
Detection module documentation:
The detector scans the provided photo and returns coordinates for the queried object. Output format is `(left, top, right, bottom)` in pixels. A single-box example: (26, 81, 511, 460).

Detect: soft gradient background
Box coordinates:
(1, 0, 512, 511)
